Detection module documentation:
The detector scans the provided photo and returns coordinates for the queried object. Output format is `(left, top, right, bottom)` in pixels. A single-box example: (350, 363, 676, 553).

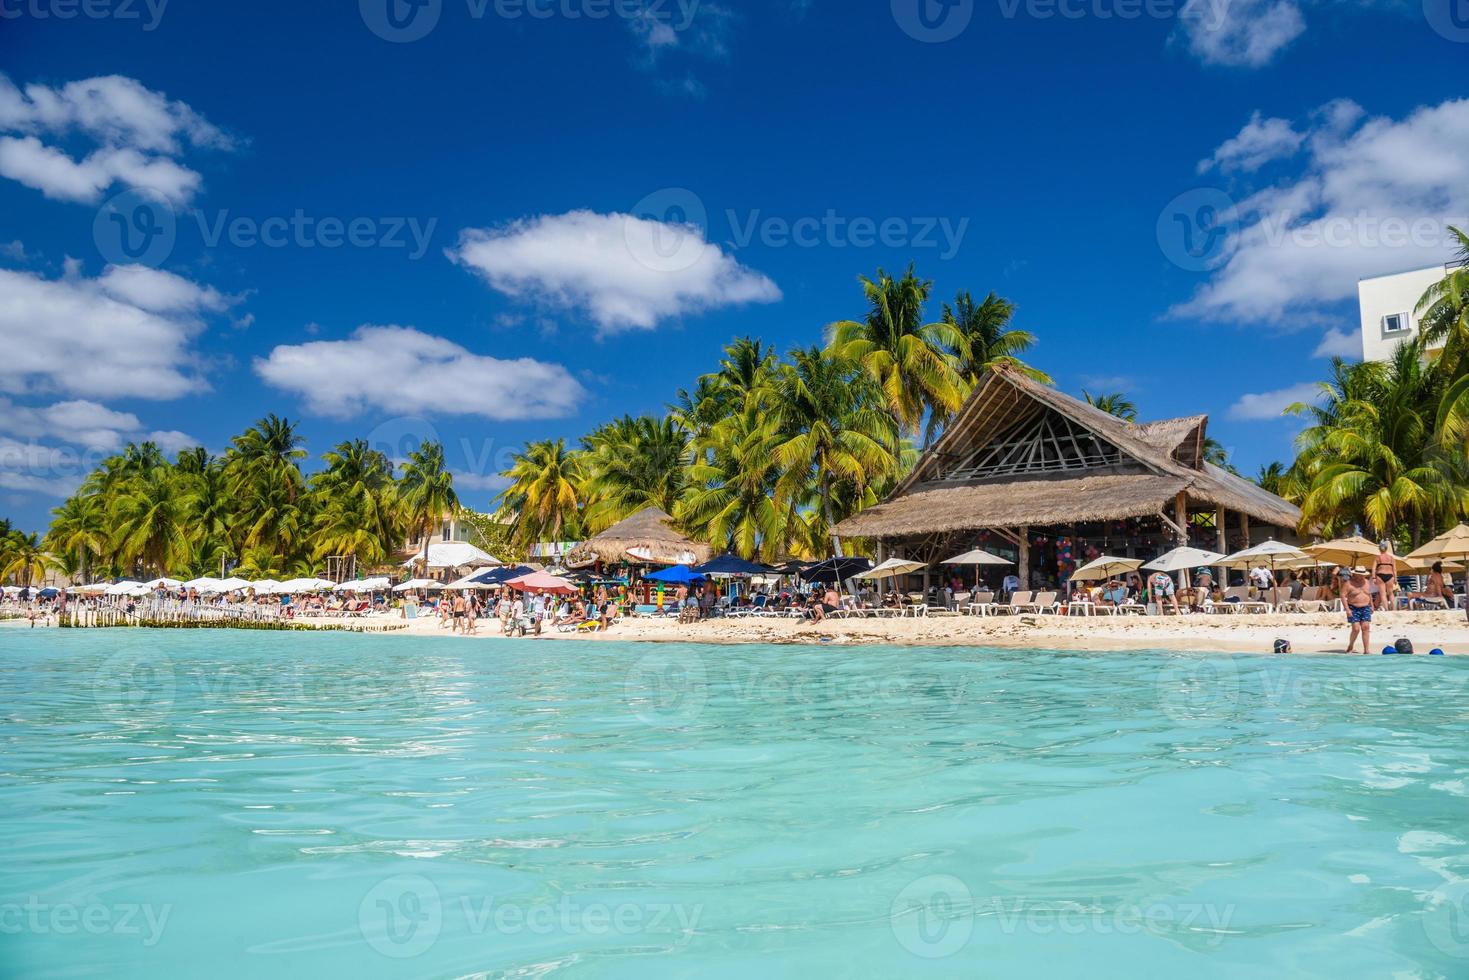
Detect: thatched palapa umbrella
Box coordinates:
(567, 507, 713, 568)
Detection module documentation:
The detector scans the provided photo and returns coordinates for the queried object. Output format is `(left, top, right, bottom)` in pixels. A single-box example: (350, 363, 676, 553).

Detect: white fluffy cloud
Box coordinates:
(1171, 97, 1469, 325)
(0, 264, 223, 399)
(449, 209, 781, 335)
(1197, 112, 1303, 174)
(1312, 327, 1362, 359)
(254, 325, 586, 420)
(1228, 382, 1321, 421)
(1174, 0, 1305, 68)
(0, 397, 199, 454)
(0, 73, 230, 203)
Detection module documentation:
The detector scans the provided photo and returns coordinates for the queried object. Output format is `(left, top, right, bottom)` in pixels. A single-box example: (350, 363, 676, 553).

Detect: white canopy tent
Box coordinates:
(403, 542, 500, 571)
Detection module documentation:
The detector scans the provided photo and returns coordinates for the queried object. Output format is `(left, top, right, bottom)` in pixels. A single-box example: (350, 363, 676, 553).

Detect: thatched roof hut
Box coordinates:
(567, 506, 713, 566)
(831, 365, 1301, 581)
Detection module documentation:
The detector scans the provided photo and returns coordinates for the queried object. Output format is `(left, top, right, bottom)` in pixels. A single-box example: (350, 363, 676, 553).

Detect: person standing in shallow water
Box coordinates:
(1343, 566, 1375, 654)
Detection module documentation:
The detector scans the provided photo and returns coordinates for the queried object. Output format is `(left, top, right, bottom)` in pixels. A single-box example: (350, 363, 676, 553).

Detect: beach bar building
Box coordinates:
(831, 366, 1303, 589)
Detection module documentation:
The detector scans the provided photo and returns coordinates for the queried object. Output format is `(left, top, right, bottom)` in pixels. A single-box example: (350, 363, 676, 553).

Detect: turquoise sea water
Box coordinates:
(3, 630, 1469, 978)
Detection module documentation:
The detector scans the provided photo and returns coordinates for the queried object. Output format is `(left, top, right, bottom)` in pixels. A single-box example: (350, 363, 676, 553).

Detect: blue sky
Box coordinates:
(2, 0, 1467, 531)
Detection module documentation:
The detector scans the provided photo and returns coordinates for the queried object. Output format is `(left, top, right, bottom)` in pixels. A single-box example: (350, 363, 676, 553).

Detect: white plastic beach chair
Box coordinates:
(967, 591, 998, 616)
(996, 591, 1032, 615)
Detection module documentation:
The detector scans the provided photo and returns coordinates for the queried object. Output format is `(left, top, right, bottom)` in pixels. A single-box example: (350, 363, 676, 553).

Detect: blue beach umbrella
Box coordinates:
(470, 565, 536, 586)
(645, 565, 705, 584)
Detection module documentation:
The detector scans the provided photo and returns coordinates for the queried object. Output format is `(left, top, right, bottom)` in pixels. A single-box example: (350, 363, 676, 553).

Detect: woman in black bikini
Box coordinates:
(1374, 541, 1398, 611)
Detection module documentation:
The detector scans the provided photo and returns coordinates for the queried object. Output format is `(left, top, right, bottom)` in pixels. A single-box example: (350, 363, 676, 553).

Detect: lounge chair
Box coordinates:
(967, 591, 998, 616)
(1018, 590, 1060, 614)
(995, 590, 1033, 615)
(1216, 586, 1271, 614)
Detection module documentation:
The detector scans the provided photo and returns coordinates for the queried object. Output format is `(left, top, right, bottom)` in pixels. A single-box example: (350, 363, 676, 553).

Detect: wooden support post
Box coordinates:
(1175, 492, 1191, 591)
(1216, 508, 1227, 555)
(1017, 525, 1030, 592)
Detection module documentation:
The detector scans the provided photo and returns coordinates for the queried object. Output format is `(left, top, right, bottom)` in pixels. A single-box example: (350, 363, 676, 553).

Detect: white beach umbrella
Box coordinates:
(184, 577, 222, 591)
(105, 580, 144, 595)
(941, 548, 1012, 566)
(1143, 547, 1226, 573)
(75, 582, 109, 595)
(856, 558, 928, 580)
(393, 578, 443, 592)
(143, 577, 184, 589)
(213, 577, 253, 592)
(249, 579, 281, 594)
(276, 578, 329, 594)
(334, 577, 390, 592)
(1070, 555, 1145, 582)
(1218, 540, 1311, 569)
(2, 585, 21, 595)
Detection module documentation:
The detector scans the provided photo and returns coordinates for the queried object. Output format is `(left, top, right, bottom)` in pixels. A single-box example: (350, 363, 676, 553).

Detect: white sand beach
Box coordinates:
(262, 608, 1469, 655)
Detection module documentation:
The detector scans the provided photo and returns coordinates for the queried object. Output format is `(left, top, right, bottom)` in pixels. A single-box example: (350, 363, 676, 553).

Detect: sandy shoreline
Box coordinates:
(13, 607, 1461, 655)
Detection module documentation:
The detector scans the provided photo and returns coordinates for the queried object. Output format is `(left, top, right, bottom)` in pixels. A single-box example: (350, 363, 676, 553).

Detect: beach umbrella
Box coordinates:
(1405, 525, 1469, 564)
(1306, 536, 1436, 572)
(469, 565, 537, 587)
(249, 579, 281, 594)
(183, 577, 222, 591)
(799, 557, 873, 584)
(772, 560, 809, 576)
(334, 577, 389, 592)
(1143, 547, 1226, 573)
(37, 587, 59, 598)
(276, 578, 332, 594)
(694, 554, 772, 577)
(212, 577, 252, 592)
(393, 578, 444, 592)
(941, 547, 1013, 589)
(856, 557, 927, 580)
(143, 577, 184, 589)
(104, 580, 144, 595)
(506, 571, 578, 596)
(645, 565, 705, 584)
(1220, 539, 1313, 606)
(1069, 555, 1144, 582)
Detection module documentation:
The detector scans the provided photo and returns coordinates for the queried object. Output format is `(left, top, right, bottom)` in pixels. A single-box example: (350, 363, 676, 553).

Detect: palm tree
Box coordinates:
(770, 346, 901, 557)
(2, 532, 52, 587)
(827, 265, 965, 444)
(1296, 341, 1446, 541)
(495, 439, 581, 549)
(943, 291, 1049, 386)
(110, 468, 191, 575)
(399, 441, 460, 571)
(47, 495, 107, 582)
(580, 416, 691, 532)
(1083, 391, 1138, 422)
(677, 404, 787, 561)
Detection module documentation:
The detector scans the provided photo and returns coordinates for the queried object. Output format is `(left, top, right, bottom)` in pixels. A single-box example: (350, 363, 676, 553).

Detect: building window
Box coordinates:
(1382, 313, 1409, 335)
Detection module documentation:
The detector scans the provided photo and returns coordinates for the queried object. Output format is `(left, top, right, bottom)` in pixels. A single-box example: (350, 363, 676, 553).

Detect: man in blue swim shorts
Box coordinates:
(1343, 566, 1374, 654)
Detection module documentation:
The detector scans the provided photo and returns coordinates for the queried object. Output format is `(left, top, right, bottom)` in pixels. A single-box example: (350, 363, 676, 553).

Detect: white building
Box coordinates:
(1358, 261, 1463, 362)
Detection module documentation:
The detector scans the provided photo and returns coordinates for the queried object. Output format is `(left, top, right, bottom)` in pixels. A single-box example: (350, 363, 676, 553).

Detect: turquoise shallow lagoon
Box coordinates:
(3, 629, 1469, 978)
